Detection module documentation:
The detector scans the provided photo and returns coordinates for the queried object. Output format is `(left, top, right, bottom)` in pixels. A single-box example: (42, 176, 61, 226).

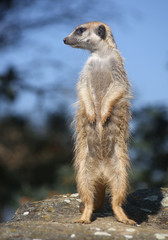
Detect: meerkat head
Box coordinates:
(63, 21, 116, 54)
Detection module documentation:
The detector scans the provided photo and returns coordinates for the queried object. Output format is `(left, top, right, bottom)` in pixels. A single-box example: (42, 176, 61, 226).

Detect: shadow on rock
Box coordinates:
(92, 188, 164, 225)
(124, 188, 163, 224)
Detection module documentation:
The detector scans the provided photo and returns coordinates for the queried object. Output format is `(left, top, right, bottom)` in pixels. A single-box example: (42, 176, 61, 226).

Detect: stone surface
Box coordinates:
(0, 188, 168, 240)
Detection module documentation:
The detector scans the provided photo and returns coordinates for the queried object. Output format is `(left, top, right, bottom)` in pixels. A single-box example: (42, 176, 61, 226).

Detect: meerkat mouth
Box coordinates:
(63, 38, 77, 48)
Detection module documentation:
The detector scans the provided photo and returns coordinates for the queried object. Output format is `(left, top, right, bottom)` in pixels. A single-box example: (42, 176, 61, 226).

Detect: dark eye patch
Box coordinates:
(74, 27, 87, 35)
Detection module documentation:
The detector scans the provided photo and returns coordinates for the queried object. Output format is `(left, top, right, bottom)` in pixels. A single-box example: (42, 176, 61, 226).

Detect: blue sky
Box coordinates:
(116, 0, 168, 107)
(0, 0, 168, 121)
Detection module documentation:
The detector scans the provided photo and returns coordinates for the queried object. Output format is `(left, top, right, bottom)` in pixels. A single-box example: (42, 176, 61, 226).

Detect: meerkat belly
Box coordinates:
(86, 100, 129, 160)
(87, 68, 113, 159)
(90, 68, 111, 120)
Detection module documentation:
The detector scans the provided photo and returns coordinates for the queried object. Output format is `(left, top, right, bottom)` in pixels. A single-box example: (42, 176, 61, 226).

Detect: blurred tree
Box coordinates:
(0, 111, 74, 222)
(0, 67, 19, 101)
(0, 0, 128, 47)
(130, 106, 168, 189)
(0, 0, 120, 49)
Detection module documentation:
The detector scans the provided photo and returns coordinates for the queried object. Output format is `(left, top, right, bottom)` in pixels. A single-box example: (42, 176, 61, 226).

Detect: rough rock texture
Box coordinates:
(0, 188, 168, 240)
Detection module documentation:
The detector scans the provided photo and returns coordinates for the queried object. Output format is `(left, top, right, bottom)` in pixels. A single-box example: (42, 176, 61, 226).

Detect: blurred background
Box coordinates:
(0, 0, 168, 222)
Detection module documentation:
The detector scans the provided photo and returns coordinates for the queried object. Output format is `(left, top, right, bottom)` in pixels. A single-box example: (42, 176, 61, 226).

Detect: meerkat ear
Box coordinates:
(96, 25, 106, 40)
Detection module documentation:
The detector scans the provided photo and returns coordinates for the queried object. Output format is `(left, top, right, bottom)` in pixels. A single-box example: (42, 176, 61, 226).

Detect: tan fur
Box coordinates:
(64, 21, 135, 225)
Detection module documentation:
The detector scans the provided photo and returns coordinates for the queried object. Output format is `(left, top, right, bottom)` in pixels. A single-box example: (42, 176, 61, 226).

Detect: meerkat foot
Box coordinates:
(113, 204, 136, 225)
(116, 216, 136, 225)
(126, 219, 136, 225)
(74, 218, 91, 224)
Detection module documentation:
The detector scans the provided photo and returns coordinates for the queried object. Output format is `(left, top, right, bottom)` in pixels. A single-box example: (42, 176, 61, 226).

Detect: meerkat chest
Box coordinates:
(85, 56, 112, 100)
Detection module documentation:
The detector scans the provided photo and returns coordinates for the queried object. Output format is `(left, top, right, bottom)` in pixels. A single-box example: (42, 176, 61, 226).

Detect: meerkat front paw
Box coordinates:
(101, 111, 111, 125)
(84, 108, 96, 124)
(101, 100, 114, 125)
(87, 113, 96, 124)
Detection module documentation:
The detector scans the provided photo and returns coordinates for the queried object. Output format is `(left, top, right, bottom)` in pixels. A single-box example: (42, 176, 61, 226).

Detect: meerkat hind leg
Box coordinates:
(109, 173, 136, 225)
(75, 174, 94, 224)
(112, 192, 135, 225)
(109, 153, 135, 224)
(75, 199, 94, 224)
(75, 180, 105, 223)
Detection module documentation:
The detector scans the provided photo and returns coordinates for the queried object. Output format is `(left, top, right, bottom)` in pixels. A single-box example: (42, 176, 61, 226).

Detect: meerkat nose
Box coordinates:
(63, 37, 67, 44)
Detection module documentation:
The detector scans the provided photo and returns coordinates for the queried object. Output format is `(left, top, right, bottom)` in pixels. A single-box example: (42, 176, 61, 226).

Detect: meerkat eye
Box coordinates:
(75, 27, 87, 35)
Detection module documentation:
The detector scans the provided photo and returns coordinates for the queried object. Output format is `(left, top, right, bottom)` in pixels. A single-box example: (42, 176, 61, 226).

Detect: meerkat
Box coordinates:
(63, 21, 135, 225)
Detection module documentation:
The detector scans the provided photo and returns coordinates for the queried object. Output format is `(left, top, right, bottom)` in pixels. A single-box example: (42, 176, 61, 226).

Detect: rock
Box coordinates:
(0, 188, 168, 240)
